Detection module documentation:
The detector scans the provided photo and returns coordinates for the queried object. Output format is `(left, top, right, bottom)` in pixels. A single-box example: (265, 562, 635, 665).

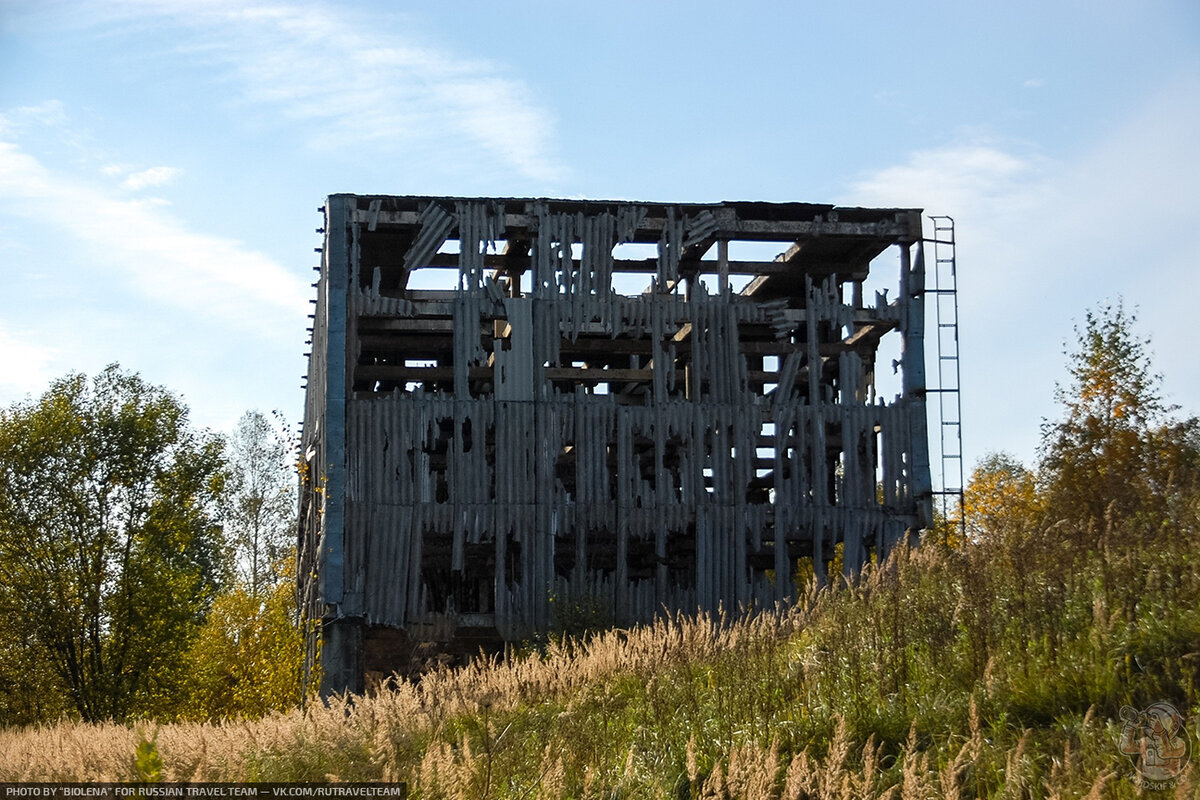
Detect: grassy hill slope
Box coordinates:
(2, 511, 1197, 798)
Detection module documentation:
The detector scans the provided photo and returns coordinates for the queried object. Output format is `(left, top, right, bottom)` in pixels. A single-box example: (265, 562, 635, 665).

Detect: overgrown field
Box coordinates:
(2, 512, 1197, 798)
(3, 304, 1198, 797)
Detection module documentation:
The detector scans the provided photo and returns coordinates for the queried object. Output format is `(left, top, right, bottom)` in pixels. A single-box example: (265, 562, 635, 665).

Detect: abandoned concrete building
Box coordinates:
(298, 195, 937, 694)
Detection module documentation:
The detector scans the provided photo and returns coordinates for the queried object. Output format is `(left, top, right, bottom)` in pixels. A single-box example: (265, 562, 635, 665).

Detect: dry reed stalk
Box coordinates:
(1173, 763, 1196, 800)
(1082, 770, 1114, 799)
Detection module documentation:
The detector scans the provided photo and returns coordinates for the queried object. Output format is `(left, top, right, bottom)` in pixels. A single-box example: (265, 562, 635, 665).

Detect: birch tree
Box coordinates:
(226, 410, 296, 596)
(1041, 300, 1199, 534)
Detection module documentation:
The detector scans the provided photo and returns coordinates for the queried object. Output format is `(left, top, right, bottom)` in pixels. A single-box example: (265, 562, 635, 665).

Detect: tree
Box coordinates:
(0, 578, 70, 724)
(0, 365, 226, 722)
(179, 409, 304, 719)
(1040, 299, 1199, 534)
(962, 452, 1042, 545)
(226, 410, 296, 596)
(183, 560, 305, 719)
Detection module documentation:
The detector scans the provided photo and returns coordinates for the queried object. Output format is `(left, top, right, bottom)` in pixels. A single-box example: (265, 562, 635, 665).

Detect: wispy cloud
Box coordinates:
(80, 0, 564, 183)
(845, 69, 1200, 467)
(120, 165, 182, 191)
(0, 107, 308, 334)
(0, 322, 60, 401)
(850, 141, 1046, 226)
(0, 100, 69, 135)
(846, 140, 1059, 464)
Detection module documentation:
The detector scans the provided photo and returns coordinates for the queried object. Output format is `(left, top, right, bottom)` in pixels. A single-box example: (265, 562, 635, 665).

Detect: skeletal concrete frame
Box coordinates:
(299, 195, 932, 694)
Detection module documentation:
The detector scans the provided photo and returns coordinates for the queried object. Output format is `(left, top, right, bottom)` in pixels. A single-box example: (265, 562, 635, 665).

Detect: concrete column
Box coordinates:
(320, 617, 363, 697)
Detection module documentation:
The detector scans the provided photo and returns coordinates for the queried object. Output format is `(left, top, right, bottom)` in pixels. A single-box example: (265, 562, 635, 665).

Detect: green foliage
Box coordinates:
(133, 734, 164, 782)
(362, 512, 1198, 797)
(179, 408, 304, 721)
(1041, 299, 1200, 531)
(0, 578, 70, 725)
(0, 380, 305, 724)
(0, 365, 227, 723)
(183, 562, 304, 720)
(548, 577, 615, 642)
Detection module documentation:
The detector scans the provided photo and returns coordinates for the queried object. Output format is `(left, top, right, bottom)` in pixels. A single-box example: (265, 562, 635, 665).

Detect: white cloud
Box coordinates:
(0, 100, 68, 136)
(845, 69, 1200, 470)
(78, 0, 564, 183)
(25, 100, 69, 127)
(0, 113, 308, 334)
(0, 323, 60, 402)
(851, 142, 1045, 225)
(120, 165, 182, 190)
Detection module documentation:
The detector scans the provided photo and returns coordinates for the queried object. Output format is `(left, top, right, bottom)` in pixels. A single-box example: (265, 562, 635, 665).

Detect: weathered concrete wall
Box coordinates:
(299, 196, 932, 695)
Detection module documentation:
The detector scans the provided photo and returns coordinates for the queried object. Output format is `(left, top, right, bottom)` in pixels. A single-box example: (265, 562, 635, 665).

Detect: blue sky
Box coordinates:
(1, 0, 1198, 478)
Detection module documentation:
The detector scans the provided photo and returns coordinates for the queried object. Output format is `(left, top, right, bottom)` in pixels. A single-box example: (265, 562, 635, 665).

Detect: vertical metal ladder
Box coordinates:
(927, 216, 965, 536)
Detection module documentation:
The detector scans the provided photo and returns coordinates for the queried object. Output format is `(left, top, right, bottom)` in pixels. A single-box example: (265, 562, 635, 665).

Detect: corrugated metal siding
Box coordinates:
(302, 196, 930, 648)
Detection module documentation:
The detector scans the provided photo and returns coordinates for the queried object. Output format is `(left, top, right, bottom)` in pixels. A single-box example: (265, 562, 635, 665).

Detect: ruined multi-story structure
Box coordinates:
(298, 195, 933, 694)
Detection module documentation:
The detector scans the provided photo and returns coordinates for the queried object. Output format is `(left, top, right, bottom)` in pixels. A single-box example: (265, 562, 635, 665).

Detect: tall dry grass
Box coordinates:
(2, 512, 1198, 798)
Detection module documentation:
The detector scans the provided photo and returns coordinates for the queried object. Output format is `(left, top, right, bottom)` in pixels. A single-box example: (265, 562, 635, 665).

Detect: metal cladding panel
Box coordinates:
(300, 195, 933, 658)
(321, 196, 351, 607)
